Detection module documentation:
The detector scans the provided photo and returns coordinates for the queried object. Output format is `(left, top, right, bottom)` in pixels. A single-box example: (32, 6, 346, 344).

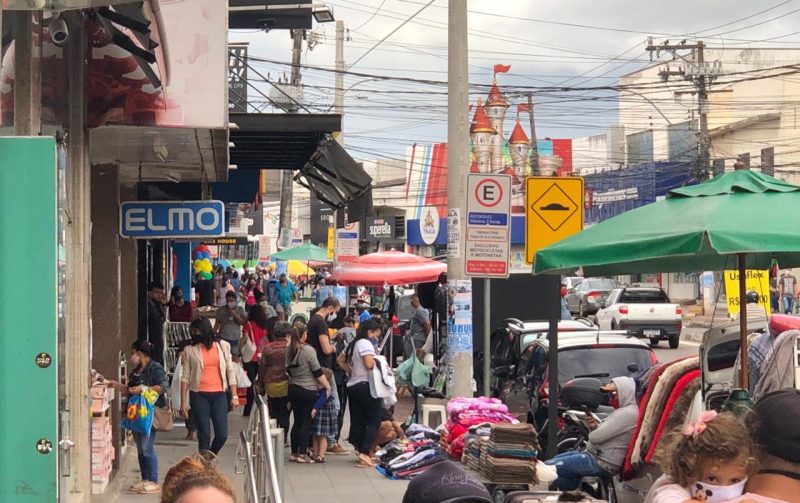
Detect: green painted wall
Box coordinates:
(0, 137, 58, 500)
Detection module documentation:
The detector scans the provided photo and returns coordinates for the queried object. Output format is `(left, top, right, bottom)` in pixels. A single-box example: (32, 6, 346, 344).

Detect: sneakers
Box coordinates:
(138, 482, 161, 494)
(128, 481, 146, 492)
(328, 443, 350, 455)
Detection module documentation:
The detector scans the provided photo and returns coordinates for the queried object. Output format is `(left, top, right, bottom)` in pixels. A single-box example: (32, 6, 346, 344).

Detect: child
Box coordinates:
(646, 411, 757, 503)
(311, 368, 338, 463)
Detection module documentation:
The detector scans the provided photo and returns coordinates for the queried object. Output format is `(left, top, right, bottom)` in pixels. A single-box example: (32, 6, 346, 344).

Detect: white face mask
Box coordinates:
(692, 479, 747, 503)
(327, 313, 337, 322)
(227, 301, 236, 309)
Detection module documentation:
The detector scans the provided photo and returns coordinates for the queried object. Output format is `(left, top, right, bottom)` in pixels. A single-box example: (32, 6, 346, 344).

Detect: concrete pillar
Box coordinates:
(64, 18, 91, 503)
(91, 164, 124, 467)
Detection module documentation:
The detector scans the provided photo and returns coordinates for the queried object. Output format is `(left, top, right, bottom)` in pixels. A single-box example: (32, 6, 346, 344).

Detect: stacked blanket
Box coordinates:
(441, 397, 518, 459)
(621, 356, 701, 480)
(478, 423, 539, 484)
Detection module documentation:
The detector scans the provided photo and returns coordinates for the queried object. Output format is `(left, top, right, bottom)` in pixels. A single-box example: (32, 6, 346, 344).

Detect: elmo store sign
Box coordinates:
(365, 216, 396, 241)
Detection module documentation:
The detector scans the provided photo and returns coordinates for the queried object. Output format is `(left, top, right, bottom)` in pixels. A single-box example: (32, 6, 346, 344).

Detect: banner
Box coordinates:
(724, 269, 771, 317)
(335, 222, 360, 262)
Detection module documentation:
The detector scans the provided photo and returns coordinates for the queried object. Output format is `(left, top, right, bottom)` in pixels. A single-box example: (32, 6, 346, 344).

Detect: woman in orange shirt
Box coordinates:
(180, 318, 238, 455)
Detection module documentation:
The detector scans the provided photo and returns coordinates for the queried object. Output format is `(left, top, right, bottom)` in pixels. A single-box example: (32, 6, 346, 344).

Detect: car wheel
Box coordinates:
(650, 337, 659, 347)
(669, 336, 680, 349)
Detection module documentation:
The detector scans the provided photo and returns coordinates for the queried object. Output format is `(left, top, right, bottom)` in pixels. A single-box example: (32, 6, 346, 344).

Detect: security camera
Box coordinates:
(50, 14, 69, 47)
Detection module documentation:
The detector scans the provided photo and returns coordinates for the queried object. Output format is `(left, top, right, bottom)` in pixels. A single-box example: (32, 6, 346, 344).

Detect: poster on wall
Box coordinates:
(446, 279, 473, 393)
(447, 209, 461, 259)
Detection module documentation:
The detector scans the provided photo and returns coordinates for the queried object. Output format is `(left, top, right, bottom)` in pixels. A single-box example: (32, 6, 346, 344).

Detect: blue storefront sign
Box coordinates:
(120, 200, 225, 238)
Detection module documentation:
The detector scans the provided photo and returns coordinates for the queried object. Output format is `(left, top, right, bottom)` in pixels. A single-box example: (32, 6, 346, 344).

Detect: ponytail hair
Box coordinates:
(346, 318, 380, 364)
(288, 322, 307, 361)
(132, 339, 155, 357)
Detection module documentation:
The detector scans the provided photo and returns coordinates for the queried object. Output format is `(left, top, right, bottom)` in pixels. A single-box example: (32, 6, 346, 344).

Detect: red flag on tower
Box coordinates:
(517, 103, 531, 114)
(494, 64, 511, 74)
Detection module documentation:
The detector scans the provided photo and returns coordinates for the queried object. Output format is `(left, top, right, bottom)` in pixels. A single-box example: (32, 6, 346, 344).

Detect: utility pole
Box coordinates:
(279, 30, 304, 239)
(334, 20, 345, 145)
(646, 39, 721, 181)
(447, 0, 472, 398)
(527, 94, 540, 175)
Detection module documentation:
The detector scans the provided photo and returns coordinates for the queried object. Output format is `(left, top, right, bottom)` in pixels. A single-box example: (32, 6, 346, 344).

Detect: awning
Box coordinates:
(295, 136, 372, 208)
(229, 0, 313, 30)
(229, 112, 341, 170)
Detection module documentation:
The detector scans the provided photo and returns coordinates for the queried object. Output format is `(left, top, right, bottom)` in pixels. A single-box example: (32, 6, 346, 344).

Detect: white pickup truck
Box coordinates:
(596, 287, 683, 348)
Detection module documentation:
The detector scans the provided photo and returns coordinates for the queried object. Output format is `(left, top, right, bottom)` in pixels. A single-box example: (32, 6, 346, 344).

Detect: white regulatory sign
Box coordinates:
(465, 174, 512, 278)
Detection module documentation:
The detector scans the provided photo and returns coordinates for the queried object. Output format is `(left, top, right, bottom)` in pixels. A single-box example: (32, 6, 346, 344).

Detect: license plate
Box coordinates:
(643, 329, 661, 336)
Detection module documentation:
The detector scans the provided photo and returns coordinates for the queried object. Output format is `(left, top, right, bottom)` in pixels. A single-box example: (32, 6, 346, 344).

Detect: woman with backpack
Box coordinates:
(341, 318, 383, 468)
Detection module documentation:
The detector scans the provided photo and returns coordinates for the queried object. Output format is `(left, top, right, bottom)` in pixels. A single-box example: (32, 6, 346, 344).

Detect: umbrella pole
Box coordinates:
(738, 253, 749, 390)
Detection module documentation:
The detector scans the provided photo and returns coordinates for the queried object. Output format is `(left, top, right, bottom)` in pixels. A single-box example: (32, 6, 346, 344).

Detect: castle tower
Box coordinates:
(470, 98, 496, 173)
(485, 77, 509, 171)
(508, 118, 530, 179)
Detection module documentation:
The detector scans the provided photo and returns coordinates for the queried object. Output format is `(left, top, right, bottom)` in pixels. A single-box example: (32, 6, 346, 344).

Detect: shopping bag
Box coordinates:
(369, 356, 396, 400)
(234, 361, 252, 388)
(239, 322, 257, 363)
(121, 392, 156, 436)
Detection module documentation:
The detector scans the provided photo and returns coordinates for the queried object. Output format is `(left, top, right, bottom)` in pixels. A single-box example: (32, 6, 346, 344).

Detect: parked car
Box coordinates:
(498, 332, 657, 431)
(562, 276, 584, 291)
(596, 287, 683, 348)
(478, 318, 597, 396)
(565, 278, 619, 316)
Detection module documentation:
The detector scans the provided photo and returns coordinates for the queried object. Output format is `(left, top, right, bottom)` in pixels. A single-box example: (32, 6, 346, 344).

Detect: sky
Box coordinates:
(230, 0, 800, 164)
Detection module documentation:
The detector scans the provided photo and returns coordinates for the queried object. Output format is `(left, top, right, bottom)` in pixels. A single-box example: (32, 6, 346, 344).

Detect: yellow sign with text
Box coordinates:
(723, 269, 771, 317)
(327, 227, 335, 259)
(525, 177, 584, 264)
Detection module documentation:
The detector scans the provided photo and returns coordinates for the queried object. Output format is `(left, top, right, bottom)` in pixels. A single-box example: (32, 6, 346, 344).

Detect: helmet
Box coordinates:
(745, 290, 760, 304)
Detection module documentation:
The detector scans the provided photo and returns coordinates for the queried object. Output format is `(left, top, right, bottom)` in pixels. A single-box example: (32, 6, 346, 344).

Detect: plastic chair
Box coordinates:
(420, 400, 447, 429)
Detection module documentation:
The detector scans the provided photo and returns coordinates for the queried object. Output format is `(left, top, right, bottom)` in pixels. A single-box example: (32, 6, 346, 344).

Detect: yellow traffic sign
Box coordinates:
(526, 177, 584, 264)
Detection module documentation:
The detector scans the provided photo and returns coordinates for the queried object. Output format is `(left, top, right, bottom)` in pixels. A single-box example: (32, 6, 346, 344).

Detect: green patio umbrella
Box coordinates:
(534, 169, 800, 388)
(269, 242, 332, 263)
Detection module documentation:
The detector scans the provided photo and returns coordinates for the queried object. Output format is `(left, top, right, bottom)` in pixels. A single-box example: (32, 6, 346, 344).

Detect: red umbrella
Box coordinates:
(329, 250, 447, 286)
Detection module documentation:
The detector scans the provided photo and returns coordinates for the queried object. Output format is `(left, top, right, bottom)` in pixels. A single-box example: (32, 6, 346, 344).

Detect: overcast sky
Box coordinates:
(231, 0, 800, 162)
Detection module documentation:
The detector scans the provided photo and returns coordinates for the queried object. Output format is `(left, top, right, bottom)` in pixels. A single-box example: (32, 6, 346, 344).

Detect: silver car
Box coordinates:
(565, 278, 620, 317)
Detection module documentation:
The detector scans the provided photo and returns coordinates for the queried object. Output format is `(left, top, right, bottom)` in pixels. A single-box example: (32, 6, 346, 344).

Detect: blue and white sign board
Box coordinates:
(465, 174, 512, 278)
(120, 200, 225, 238)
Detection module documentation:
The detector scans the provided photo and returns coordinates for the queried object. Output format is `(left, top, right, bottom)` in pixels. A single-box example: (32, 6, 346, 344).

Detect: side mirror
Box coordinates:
(599, 301, 606, 308)
(494, 366, 512, 378)
(627, 363, 641, 374)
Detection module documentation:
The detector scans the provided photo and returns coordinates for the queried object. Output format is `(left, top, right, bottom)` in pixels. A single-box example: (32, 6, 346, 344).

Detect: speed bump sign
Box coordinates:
(525, 177, 584, 264)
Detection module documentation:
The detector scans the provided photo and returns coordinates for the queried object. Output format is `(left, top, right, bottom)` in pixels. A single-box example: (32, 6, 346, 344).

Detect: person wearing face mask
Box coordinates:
(560, 283, 572, 320)
(306, 296, 349, 455)
(275, 273, 298, 321)
(214, 291, 246, 357)
(107, 340, 169, 494)
(181, 318, 238, 456)
(168, 286, 194, 323)
(342, 318, 384, 468)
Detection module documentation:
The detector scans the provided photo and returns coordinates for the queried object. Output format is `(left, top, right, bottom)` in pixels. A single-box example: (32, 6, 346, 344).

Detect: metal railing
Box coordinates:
(236, 395, 285, 503)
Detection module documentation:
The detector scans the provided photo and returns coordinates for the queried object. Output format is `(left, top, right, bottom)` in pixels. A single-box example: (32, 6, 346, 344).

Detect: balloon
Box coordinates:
(201, 271, 212, 280)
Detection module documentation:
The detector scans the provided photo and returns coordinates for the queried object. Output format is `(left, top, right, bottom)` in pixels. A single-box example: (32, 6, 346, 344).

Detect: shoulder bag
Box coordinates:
(239, 322, 257, 363)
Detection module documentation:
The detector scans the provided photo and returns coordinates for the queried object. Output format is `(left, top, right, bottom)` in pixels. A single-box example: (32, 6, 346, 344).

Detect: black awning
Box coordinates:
(229, 112, 341, 170)
(295, 137, 373, 208)
(229, 0, 313, 30)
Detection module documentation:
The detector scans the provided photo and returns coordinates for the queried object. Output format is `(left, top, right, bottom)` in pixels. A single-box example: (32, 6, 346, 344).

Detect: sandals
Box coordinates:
(313, 455, 326, 463)
(356, 454, 375, 468)
(295, 455, 315, 464)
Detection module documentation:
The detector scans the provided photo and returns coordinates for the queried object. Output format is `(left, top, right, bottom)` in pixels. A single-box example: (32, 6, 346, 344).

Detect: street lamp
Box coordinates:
(312, 6, 335, 23)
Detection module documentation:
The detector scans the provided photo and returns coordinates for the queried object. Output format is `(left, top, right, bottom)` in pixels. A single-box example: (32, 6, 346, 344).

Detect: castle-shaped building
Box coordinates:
(470, 76, 531, 181)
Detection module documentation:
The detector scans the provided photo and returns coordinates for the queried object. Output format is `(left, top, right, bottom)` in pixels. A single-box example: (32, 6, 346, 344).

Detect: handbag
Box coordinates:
(152, 403, 174, 432)
(239, 322, 257, 363)
(368, 356, 396, 399)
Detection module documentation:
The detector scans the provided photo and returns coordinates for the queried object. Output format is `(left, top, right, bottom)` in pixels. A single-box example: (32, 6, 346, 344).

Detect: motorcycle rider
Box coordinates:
(545, 376, 638, 490)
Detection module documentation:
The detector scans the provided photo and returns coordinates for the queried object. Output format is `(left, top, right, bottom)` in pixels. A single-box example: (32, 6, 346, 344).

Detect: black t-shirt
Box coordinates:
(307, 313, 333, 369)
(195, 279, 215, 307)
